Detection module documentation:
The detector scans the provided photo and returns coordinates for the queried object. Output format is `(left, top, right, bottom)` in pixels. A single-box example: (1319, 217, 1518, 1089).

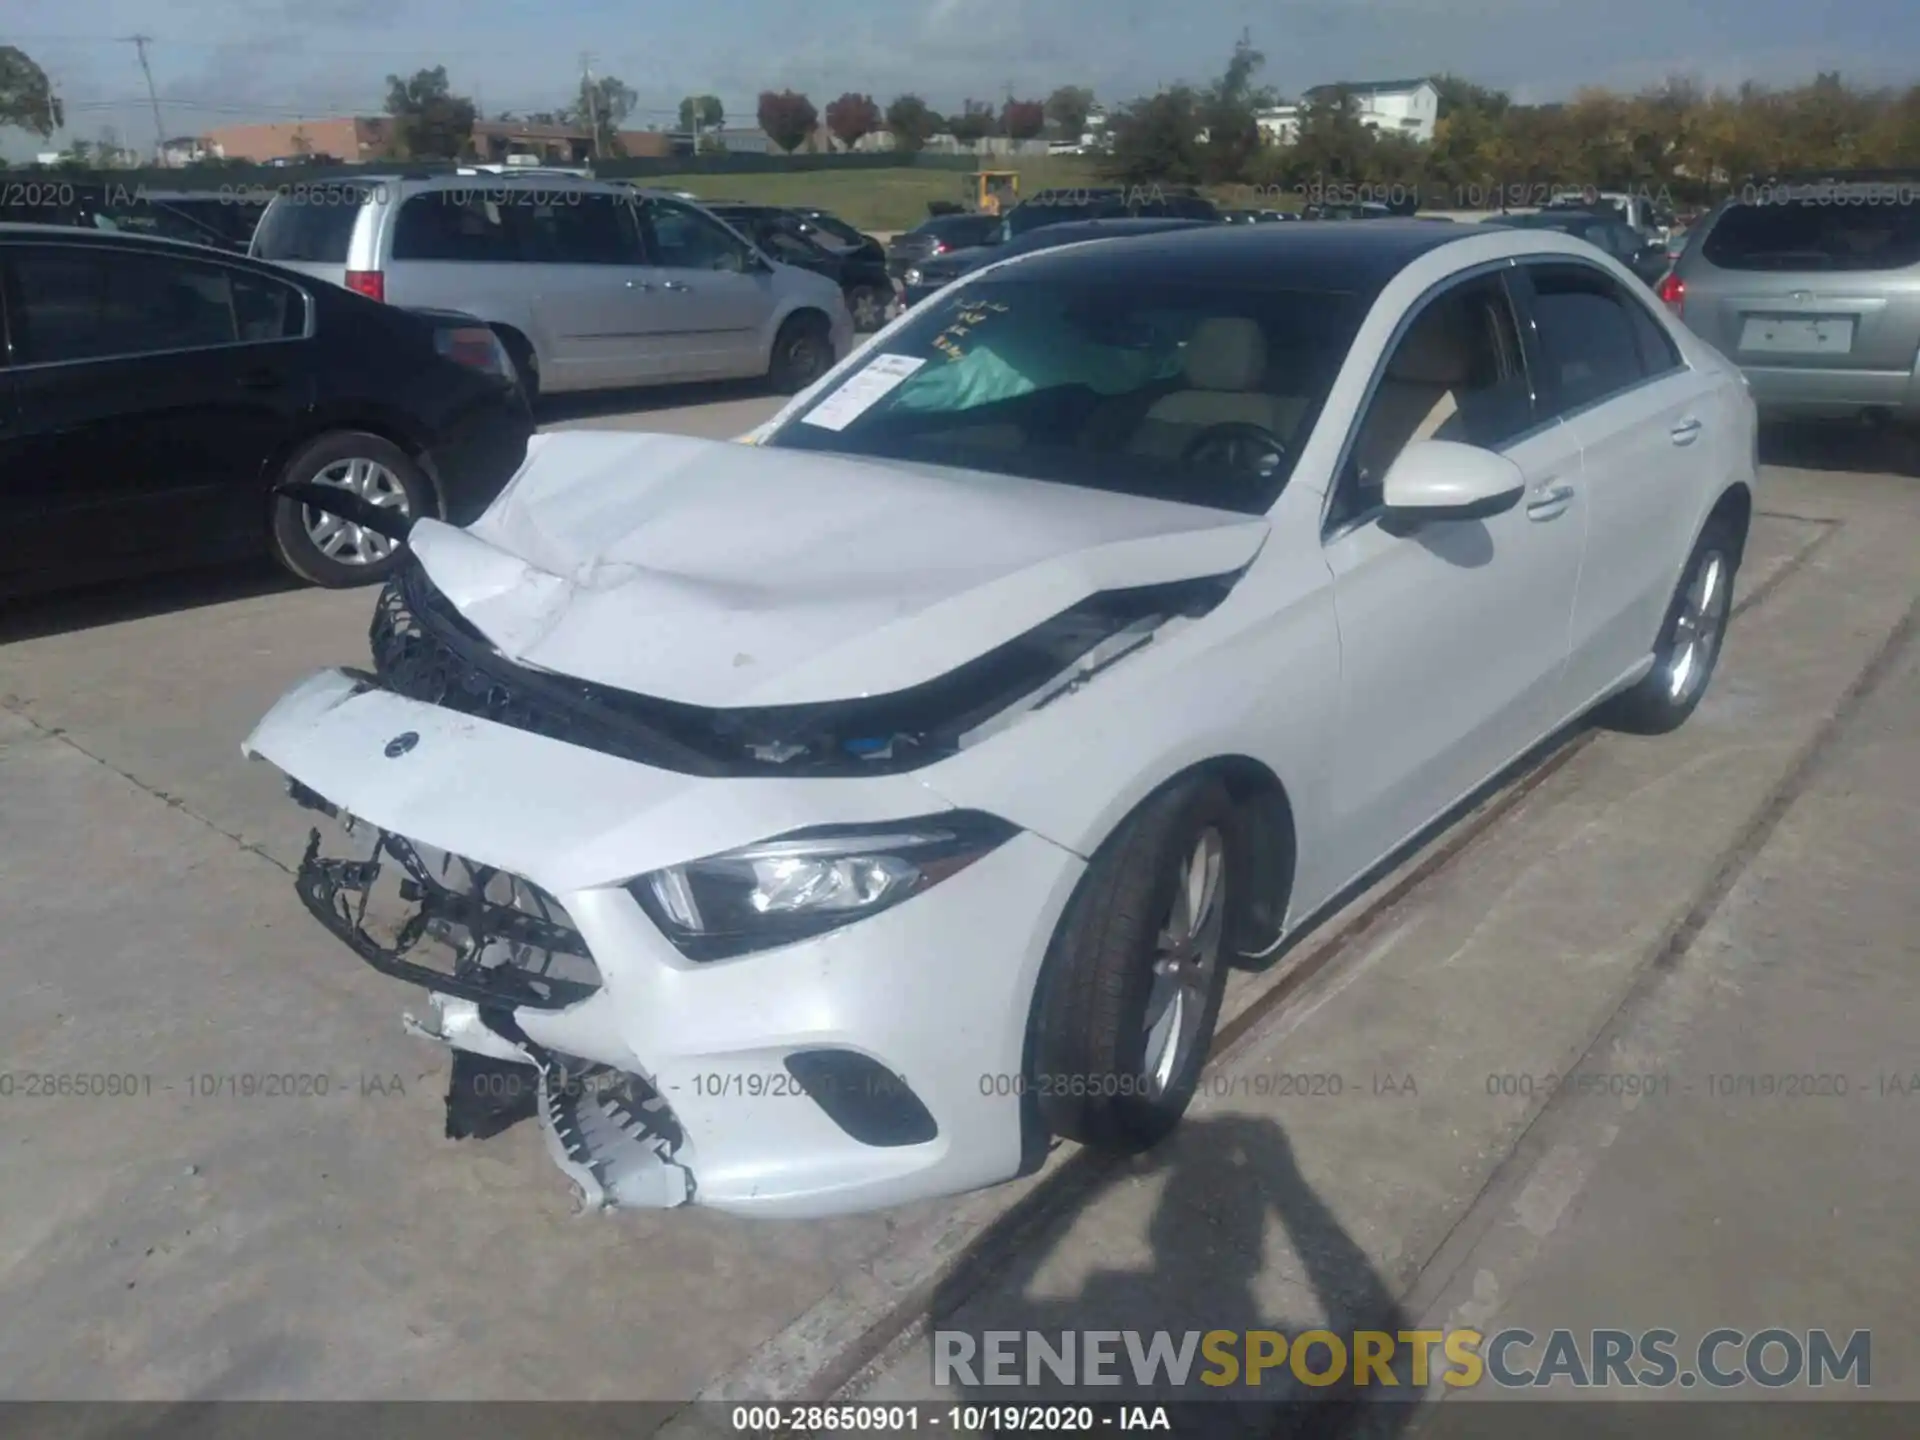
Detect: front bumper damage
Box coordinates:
(291, 788, 695, 1210)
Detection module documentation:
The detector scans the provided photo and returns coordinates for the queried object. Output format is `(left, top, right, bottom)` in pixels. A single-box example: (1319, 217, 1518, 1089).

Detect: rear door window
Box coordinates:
(513, 193, 644, 264)
(1521, 262, 1655, 415)
(391, 193, 517, 262)
(10, 246, 306, 364)
(250, 184, 376, 262)
(1701, 194, 1920, 272)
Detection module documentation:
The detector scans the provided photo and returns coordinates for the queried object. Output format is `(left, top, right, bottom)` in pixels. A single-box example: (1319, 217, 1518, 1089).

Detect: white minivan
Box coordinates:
(249, 173, 853, 399)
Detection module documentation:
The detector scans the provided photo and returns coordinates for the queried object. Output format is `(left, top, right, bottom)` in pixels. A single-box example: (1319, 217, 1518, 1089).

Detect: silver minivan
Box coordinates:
(249, 173, 853, 398)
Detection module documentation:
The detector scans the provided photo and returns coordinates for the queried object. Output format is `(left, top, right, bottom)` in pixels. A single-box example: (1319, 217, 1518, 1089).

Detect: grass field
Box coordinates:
(643, 157, 1108, 232)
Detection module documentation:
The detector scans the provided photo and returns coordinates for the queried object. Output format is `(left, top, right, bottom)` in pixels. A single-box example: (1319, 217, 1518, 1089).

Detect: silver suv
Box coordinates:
(1663, 173, 1920, 424)
(248, 173, 853, 399)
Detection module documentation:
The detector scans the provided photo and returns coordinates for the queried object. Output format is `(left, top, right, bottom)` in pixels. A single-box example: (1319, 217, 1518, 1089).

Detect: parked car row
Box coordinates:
(247, 175, 856, 401)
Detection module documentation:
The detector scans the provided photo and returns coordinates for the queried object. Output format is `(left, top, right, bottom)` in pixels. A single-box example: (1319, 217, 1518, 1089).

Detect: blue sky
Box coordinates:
(6, 0, 1916, 160)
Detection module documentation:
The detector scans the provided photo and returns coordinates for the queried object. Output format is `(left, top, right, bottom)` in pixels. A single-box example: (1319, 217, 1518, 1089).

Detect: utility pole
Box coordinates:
(580, 52, 601, 163)
(124, 34, 168, 166)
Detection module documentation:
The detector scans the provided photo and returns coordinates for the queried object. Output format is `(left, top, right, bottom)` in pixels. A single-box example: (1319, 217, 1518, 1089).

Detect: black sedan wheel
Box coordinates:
(270, 431, 433, 588)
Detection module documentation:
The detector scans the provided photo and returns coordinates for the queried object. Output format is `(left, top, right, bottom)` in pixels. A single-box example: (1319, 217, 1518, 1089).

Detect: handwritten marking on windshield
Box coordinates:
(932, 300, 1010, 362)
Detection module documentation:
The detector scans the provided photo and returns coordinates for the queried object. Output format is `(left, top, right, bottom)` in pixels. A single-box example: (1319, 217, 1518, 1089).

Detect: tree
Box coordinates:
(757, 90, 818, 153)
(885, 93, 937, 153)
(384, 67, 477, 160)
(0, 45, 64, 140)
(1196, 29, 1270, 183)
(1104, 86, 1204, 186)
(1429, 73, 1512, 122)
(948, 99, 997, 144)
(825, 92, 882, 150)
(1045, 85, 1095, 141)
(576, 74, 637, 156)
(290, 125, 314, 157)
(1001, 98, 1046, 141)
(678, 94, 724, 134)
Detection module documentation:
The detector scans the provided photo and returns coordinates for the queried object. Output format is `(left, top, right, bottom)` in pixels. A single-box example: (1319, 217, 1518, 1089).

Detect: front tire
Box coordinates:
(1600, 516, 1739, 734)
(768, 312, 833, 394)
(1029, 778, 1238, 1151)
(845, 285, 887, 333)
(269, 431, 432, 588)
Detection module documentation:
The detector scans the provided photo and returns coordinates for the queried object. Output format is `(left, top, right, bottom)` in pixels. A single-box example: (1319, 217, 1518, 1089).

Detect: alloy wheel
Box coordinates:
(1143, 826, 1227, 1096)
(1666, 549, 1730, 701)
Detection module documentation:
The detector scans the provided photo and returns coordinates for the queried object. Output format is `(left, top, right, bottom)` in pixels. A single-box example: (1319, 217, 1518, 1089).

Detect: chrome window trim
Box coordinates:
(0, 242, 315, 373)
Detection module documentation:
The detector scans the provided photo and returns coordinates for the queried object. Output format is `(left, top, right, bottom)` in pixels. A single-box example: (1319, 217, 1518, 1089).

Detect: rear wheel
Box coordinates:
(768, 312, 833, 394)
(269, 430, 432, 588)
(1600, 516, 1738, 734)
(1029, 778, 1237, 1151)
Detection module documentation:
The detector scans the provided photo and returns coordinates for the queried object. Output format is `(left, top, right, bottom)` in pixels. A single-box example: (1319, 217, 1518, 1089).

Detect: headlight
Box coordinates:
(903, 266, 924, 287)
(628, 811, 1019, 960)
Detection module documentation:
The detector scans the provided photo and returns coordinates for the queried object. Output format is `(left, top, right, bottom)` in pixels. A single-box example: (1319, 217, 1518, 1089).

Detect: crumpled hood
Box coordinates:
(411, 430, 1268, 709)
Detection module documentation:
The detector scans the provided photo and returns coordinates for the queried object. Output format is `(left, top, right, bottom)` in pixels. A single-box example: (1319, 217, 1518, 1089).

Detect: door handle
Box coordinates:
(660, 280, 693, 293)
(236, 369, 282, 392)
(1670, 417, 1702, 445)
(624, 279, 654, 291)
(1525, 483, 1575, 521)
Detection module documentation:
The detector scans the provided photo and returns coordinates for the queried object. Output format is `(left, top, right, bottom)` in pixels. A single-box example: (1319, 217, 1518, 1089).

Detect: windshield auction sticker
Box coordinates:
(800, 353, 926, 431)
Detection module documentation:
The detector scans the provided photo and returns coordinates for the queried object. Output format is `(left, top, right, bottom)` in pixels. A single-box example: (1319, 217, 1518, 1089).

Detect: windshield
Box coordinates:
(766, 275, 1361, 515)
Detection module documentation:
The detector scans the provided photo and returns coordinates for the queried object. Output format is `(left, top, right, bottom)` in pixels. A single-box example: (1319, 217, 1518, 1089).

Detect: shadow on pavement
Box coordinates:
(929, 1114, 1422, 1439)
(0, 559, 306, 647)
(1760, 421, 1919, 477)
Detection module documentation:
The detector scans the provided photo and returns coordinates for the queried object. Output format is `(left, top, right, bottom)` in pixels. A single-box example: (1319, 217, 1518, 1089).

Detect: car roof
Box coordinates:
(1012, 217, 1213, 249)
(0, 220, 238, 253)
(993, 219, 1481, 293)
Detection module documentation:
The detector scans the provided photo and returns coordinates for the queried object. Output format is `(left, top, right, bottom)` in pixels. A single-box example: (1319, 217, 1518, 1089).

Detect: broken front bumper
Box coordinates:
(244, 668, 1085, 1218)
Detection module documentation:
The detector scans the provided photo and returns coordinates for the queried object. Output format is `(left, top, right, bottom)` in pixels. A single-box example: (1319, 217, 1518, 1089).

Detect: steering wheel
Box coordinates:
(1181, 422, 1288, 478)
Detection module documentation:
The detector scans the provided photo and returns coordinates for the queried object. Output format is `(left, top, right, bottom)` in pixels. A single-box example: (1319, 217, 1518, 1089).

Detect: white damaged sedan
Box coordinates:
(244, 221, 1756, 1218)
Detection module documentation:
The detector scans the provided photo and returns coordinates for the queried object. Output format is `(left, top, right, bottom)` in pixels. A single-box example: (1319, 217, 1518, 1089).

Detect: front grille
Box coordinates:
(292, 811, 602, 1011)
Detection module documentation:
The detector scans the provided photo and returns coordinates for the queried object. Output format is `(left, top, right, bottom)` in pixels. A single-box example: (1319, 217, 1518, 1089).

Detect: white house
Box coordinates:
(1300, 78, 1439, 143)
(1255, 104, 1301, 145)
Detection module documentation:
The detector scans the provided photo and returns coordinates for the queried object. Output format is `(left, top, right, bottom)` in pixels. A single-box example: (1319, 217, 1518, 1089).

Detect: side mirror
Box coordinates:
(1380, 440, 1525, 523)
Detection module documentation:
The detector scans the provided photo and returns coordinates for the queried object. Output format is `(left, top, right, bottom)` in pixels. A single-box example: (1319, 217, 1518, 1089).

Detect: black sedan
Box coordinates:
(1482, 208, 1672, 286)
(886, 211, 1008, 280)
(0, 225, 533, 598)
(899, 216, 1218, 309)
(704, 203, 897, 331)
